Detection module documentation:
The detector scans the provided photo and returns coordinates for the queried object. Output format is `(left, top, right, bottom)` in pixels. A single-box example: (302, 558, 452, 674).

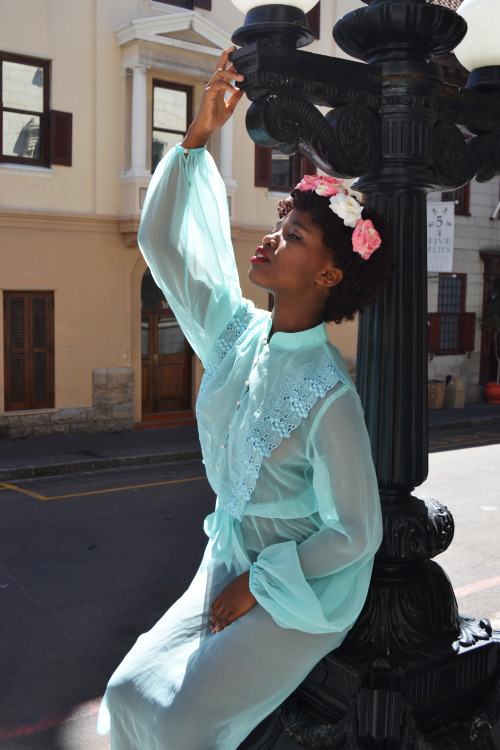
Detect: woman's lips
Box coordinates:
(250, 246, 270, 264)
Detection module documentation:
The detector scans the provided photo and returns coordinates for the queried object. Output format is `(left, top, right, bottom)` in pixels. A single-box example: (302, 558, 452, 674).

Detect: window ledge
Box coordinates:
(0, 163, 56, 178)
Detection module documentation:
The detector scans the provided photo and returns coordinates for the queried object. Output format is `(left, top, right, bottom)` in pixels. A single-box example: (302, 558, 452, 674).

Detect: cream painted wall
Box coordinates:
(0, 214, 137, 410)
(0, 1, 97, 212)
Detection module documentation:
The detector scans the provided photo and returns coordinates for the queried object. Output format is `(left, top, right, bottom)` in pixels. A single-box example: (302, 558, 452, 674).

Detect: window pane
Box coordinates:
(438, 276, 462, 313)
(3, 61, 44, 111)
(141, 319, 149, 356)
(271, 150, 293, 189)
(141, 268, 167, 309)
(440, 314, 459, 350)
(153, 87, 187, 131)
(158, 318, 184, 354)
(152, 131, 182, 172)
(3, 112, 41, 158)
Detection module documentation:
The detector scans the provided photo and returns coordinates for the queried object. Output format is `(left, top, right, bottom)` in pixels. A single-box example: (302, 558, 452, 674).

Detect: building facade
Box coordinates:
(1, 0, 499, 440)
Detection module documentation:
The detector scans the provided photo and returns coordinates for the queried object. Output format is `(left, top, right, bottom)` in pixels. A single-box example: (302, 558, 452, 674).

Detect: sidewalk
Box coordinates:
(1, 402, 500, 482)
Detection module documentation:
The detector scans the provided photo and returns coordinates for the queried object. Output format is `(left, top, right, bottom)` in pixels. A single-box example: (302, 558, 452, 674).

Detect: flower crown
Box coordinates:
(295, 175, 381, 261)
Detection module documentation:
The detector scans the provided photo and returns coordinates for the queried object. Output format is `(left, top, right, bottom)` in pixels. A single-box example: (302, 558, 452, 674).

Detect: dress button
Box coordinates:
(245, 380, 249, 386)
(221, 444, 226, 450)
(236, 401, 241, 406)
(253, 360, 257, 366)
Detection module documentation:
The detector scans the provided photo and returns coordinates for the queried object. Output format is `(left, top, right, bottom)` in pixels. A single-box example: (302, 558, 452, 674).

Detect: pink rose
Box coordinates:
(352, 219, 381, 260)
(295, 174, 347, 197)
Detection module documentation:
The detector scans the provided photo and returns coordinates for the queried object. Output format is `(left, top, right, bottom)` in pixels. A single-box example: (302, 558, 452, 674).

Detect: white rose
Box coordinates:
(329, 194, 363, 228)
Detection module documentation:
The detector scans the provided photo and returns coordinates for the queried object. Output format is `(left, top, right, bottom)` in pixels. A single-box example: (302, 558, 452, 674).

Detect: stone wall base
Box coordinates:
(0, 367, 134, 440)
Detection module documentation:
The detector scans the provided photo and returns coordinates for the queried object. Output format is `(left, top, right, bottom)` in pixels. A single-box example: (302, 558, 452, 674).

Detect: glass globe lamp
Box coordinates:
(454, 0, 500, 90)
(229, 0, 316, 48)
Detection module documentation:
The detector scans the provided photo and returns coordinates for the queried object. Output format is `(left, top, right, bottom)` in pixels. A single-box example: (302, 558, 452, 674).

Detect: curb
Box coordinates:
(428, 414, 500, 432)
(1, 415, 498, 481)
(0, 449, 202, 482)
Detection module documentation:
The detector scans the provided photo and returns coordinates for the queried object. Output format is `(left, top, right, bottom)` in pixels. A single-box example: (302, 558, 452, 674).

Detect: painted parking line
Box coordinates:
(454, 574, 500, 599)
(0, 475, 206, 502)
(0, 483, 46, 500)
(0, 698, 102, 743)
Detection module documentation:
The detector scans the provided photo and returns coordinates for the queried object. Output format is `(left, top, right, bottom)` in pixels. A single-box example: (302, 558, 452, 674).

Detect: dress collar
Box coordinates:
(269, 321, 328, 351)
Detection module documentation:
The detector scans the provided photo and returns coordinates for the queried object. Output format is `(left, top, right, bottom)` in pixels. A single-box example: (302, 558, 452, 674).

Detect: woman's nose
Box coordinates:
(264, 232, 277, 247)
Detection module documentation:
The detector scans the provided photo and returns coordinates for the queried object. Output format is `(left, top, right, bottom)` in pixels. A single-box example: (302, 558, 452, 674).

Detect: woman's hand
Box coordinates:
(210, 571, 257, 634)
(182, 47, 244, 150)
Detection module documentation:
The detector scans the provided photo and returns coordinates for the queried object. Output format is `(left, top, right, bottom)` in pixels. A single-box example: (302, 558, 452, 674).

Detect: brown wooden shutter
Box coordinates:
(4, 294, 27, 411)
(428, 313, 441, 353)
(462, 312, 476, 352)
(255, 144, 271, 187)
(50, 110, 72, 166)
(31, 293, 54, 408)
(306, 2, 320, 40)
(194, 0, 211, 8)
(3, 291, 54, 411)
(301, 153, 317, 177)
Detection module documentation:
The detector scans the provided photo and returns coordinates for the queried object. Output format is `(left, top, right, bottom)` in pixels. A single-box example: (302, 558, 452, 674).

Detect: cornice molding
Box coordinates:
(115, 11, 231, 57)
(0, 208, 120, 234)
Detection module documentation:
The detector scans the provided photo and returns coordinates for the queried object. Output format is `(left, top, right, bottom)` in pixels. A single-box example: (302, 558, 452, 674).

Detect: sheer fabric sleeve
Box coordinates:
(137, 144, 242, 365)
(249, 386, 383, 634)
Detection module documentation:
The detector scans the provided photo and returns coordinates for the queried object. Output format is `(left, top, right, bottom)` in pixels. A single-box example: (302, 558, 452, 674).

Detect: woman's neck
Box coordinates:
(270, 297, 324, 337)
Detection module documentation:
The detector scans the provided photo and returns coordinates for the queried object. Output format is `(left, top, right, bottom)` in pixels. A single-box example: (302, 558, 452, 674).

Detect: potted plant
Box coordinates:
(482, 294, 500, 403)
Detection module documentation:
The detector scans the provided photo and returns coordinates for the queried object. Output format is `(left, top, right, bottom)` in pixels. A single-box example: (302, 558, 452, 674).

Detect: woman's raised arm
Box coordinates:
(137, 49, 246, 365)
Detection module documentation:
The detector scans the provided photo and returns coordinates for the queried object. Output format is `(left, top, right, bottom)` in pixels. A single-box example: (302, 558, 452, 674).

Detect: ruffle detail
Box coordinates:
(220, 357, 347, 520)
(196, 301, 262, 429)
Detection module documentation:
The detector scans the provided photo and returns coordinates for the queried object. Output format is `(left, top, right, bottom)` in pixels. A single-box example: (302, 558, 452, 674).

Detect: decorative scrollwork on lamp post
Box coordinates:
(230, 0, 500, 746)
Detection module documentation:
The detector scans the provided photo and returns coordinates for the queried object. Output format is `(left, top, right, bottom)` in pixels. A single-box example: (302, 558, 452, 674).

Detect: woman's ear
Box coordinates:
(318, 266, 343, 288)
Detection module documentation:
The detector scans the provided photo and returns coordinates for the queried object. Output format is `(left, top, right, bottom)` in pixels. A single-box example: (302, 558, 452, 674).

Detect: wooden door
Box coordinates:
(141, 308, 192, 414)
(479, 251, 500, 383)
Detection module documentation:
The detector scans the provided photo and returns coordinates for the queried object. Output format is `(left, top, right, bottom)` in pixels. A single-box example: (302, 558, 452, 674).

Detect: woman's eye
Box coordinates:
(287, 232, 301, 241)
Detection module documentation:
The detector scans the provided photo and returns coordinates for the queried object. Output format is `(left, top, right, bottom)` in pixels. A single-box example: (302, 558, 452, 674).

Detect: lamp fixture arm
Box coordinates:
(231, 45, 382, 110)
(432, 123, 500, 190)
(246, 94, 382, 178)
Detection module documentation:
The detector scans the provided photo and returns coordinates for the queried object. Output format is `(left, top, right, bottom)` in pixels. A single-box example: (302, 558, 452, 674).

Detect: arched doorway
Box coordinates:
(141, 269, 192, 415)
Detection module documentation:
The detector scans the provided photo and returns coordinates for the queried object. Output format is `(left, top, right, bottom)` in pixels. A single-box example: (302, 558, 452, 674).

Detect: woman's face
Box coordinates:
(248, 208, 341, 297)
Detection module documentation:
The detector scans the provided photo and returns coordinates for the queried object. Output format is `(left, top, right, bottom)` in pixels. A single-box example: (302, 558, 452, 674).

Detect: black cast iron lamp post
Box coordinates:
(228, 0, 500, 747)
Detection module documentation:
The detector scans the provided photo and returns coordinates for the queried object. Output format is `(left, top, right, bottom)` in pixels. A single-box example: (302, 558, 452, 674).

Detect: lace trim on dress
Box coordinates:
(196, 302, 261, 431)
(221, 358, 348, 520)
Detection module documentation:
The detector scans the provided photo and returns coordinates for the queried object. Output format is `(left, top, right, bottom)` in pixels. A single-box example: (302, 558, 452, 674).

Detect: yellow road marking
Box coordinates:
(44, 475, 206, 500)
(1, 476, 206, 502)
(0, 483, 47, 500)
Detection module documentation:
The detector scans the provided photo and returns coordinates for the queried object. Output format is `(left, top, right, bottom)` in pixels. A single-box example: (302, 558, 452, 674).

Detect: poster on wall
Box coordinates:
(427, 201, 455, 272)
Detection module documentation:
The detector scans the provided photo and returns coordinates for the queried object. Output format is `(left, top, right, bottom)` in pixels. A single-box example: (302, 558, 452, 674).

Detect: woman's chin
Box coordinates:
(248, 266, 270, 291)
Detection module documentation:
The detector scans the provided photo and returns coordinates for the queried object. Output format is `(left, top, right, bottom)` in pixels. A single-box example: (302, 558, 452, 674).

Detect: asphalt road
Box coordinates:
(0, 460, 212, 750)
(1, 426, 499, 749)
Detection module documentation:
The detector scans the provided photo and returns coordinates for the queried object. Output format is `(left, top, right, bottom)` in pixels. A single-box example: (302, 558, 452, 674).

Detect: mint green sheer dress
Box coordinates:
(98, 144, 383, 750)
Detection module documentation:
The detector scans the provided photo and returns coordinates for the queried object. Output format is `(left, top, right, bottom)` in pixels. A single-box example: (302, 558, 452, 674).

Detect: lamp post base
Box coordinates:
(277, 632, 500, 749)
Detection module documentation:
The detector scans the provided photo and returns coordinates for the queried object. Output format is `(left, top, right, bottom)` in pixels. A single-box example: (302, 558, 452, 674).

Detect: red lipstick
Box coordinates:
(250, 246, 270, 264)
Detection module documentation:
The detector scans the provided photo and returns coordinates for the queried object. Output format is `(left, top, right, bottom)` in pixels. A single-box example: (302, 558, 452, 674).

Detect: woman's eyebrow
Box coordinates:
(289, 219, 309, 233)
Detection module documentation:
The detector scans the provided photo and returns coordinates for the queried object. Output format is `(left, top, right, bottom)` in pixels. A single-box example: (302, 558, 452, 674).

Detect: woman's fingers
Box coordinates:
(214, 45, 237, 71)
(181, 46, 243, 147)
